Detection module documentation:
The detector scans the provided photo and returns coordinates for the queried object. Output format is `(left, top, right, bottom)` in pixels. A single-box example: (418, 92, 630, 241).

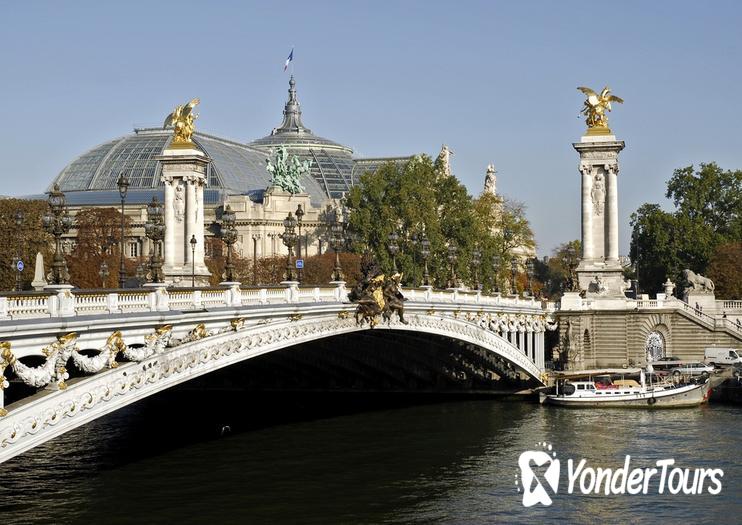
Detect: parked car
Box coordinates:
(652, 357, 685, 371)
(670, 362, 715, 376)
(704, 348, 742, 367)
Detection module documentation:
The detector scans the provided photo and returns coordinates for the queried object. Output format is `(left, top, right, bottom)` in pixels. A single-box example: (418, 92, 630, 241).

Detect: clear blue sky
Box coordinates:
(2, 0, 741, 255)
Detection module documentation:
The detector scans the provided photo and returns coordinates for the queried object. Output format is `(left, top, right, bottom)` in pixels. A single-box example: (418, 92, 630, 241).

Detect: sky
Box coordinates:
(1, 0, 741, 255)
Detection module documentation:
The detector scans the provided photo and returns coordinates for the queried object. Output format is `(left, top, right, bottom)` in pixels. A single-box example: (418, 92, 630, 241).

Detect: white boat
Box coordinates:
(539, 368, 713, 408)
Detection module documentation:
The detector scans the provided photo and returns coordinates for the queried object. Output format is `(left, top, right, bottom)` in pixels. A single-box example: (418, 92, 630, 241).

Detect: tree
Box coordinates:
(629, 163, 742, 295)
(534, 240, 581, 298)
(707, 242, 742, 299)
(0, 199, 51, 291)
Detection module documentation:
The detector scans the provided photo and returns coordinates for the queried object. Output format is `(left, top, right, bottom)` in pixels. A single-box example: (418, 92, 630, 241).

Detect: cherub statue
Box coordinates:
(163, 98, 200, 145)
(577, 86, 623, 130)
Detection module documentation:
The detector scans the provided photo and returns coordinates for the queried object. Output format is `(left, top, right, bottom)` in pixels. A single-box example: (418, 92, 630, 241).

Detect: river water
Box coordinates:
(0, 390, 739, 524)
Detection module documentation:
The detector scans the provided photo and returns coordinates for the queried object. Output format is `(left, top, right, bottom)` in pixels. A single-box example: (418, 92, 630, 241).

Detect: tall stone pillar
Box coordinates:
(157, 145, 212, 287)
(573, 134, 625, 297)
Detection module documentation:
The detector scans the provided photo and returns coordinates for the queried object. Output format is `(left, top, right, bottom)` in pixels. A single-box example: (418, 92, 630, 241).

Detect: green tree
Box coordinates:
(707, 242, 742, 299)
(629, 163, 742, 295)
(0, 199, 51, 291)
(535, 240, 581, 298)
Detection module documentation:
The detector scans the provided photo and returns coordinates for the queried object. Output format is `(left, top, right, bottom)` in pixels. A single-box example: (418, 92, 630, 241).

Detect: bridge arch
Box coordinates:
(0, 312, 542, 463)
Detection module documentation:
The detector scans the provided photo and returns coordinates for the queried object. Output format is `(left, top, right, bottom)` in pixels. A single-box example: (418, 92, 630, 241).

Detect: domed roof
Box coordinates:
(50, 128, 329, 207)
(249, 76, 355, 198)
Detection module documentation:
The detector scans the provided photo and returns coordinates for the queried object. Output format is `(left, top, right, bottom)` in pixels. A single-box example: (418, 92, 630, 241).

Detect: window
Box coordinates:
(128, 242, 139, 258)
(577, 384, 585, 390)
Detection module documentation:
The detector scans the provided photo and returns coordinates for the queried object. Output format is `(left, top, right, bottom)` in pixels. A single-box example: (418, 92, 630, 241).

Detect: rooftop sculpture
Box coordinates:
(577, 86, 623, 134)
(266, 145, 311, 194)
(163, 98, 200, 146)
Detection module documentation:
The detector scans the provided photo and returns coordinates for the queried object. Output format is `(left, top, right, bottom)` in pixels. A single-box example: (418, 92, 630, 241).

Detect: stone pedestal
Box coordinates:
(684, 291, 716, 313)
(573, 133, 626, 297)
(157, 146, 211, 287)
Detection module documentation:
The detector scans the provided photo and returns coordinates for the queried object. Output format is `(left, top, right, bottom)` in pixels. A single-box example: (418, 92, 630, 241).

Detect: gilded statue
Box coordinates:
(577, 86, 623, 132)
(163, 98, 200, 146)
(266, 146, 311, 194)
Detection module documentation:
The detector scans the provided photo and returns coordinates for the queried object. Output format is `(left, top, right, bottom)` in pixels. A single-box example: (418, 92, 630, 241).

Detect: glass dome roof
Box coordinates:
(249, 76, 355, 198)
(49, 128, 330, 207)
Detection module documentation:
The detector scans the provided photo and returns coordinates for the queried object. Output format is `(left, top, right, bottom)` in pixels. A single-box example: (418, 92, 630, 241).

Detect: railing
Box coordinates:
(0, 283, 548, 322)
(719, 300, 742, 311)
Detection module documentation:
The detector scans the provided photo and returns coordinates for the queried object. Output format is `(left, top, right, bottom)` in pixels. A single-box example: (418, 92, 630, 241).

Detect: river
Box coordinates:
(0, 389, 739, 524)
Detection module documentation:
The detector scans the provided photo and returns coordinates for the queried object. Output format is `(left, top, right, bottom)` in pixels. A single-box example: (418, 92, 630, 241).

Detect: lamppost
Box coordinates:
(117, 172, 129, 288)
(13, 210, 24, 291)
(281, 212, 298, 282)
(510, 257, 519, 296)
(251, 234, 261, 285)
(42, 184, 73, 285)
(526, 258, 535, 297)
(190, 235, 197, 287)
(136, 263, 146, 286)
(447, 242, 458, 289)
(220, 205, 238, 283)
(295, 204, 304, 283)
(492, 253, 501, 293)
(472, 248, 482, 290)
(99, 261, 109, 288)
(388, 230, 399, 273)
(144, 196, 165, 283)
(420, 232, 431, 287)
(329, 210, 344, 282)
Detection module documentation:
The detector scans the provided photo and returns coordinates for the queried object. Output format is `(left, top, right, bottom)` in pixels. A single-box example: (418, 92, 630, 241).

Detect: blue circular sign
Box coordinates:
(16, 260, 24, 272)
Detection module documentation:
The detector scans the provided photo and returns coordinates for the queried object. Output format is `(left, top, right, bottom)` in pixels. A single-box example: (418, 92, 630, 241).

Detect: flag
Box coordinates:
(284, 48, 294, 72)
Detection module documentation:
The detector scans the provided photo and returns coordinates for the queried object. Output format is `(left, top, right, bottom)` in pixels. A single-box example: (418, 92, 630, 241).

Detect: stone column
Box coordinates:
(163, 176, 176, 267)
(184, 177, 196, 265)
(195, 181, 206, 265)
(580, 166, 594, 260)
(605, 165, 619, 263)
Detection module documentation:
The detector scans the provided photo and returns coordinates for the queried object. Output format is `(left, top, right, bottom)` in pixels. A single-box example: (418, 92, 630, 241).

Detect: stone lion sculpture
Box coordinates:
(683, 269, 715, 293)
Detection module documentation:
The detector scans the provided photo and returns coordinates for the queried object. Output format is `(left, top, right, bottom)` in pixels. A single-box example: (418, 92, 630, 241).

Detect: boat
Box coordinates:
(539, 368, 713, 408)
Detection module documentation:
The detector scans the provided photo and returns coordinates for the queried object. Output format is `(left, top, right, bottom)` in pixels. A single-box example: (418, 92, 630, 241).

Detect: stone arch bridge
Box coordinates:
(0, 284, 553, 463)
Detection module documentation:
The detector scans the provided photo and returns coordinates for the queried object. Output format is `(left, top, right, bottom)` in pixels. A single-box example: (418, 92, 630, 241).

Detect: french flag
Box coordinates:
(284, 48, 294, 71)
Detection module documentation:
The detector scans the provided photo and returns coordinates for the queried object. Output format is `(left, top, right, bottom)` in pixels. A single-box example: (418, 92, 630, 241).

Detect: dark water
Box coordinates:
(0, 391, 739, 525)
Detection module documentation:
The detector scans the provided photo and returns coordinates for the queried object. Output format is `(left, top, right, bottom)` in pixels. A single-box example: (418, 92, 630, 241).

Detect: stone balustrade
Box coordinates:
(0, 284, 548, 322)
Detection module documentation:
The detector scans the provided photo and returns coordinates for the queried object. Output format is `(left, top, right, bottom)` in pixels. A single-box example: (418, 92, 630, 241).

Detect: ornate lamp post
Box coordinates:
(13, 210, 24, 291)
(329, 211, 345, 282)
(295, 204, 304, 283)
(251, 234, 261, 285)
(388, 231, 399, 273)
(220, 205, 238, 283)
(144, 196, 165, 283)
(472, 248, 482, 290)
(420, 232, 431, 287)
(99, 261, 109, 288)
(526, 258, 536, 297)
(189, 235, 197, 287)
(136, 263, 146, 285)
(447, 242, 458, 289)
(117, 172, 129, 288)
(281, 212, 298, 282)
(510, 257, 519, 295)
(42, 184, 73, 285)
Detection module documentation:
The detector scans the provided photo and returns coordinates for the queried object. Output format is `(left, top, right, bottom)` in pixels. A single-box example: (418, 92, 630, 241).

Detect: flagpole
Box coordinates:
(290, 44, 294, 76)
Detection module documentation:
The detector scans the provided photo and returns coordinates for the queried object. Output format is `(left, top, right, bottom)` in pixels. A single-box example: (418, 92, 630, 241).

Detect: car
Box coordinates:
(652, 357, 685, 371)
(670, 362, 715, 376)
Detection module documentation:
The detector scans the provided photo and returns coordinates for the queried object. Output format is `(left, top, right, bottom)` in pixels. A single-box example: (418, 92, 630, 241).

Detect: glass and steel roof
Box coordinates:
(249, 76, 357, 198)
(49, 128, 329, 207)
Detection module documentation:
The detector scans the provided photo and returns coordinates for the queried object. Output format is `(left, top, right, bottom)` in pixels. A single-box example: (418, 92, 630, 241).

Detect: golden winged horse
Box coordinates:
(163, 98, 200, 145)
(577, 86, 623, 130)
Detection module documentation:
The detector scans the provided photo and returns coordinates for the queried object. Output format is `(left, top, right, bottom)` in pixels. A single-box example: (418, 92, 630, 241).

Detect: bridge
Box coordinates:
(0, 283, 553, 463)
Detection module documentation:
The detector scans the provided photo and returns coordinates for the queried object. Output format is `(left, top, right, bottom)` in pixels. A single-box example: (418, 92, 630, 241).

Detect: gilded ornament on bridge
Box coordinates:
(163, 98, 200, 147)
(349, 270, 408, 328)
(288, 314, 303, 322)
(230, 318, 247, 331)
(577, 86, 623, 135)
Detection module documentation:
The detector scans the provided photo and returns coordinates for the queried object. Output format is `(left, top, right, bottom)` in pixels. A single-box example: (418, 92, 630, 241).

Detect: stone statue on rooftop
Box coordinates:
(266, 146, 311, 194)
(436, 144, 454, 177)
(483, 164, 497, 195)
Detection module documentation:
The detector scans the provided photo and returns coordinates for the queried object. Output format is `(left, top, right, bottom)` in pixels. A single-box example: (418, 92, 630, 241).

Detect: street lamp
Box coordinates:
(329, 210, 344, 282)
(472, 248, 482, 290)
(251, 234, 261, 285)
(190, 235, 197, 287)
(13, 210, 24, 291)
(220, 205, 238, 283)
(136, 263, 146, 285)
(510, 257, 519, 295)
(281, 212, 298, 282)
(388, 231, 399, 273)
(144, 196, 165, 283)
(420, 232, 431, 287)
(526, 258, 536, 296)
(117, 172, 129, 288)
(42, 184, 74, 285)
(492, 253, 501, 293)
(295, 204, 304, 283)
(99, 261, 109, 288)
(447, 242, 458, 289)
